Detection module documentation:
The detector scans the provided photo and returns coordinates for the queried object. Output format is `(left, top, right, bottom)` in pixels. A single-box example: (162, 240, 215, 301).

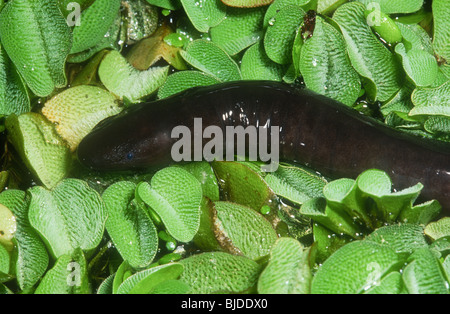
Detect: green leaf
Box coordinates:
(333, 2, 402, 101)
(117, 263, 184, 294)
(402, 248, 449, 294)
(257, 237, 311, 294)
(68, 13, 124, 64)
(264, 5, 305, 64)
(28, 179, 107, 258)
(42, 85, 122, 152)
(432, 0, 450, 63)
(70, 0, 121, 54)
(322, 177, 372, 227)
(137, 167, 203, 243)
(0, 244, 10, 280)
(395, 43, 438, 87)
(0, 45, 30, 115)
(97, 273, 115, 294)
(180, 40, 242, 82)
(364, 271, 407, 294)
(240, 41, 288, 81)
(365, 224, 428, 254)
(179, 252, 261, 293)
(145, 0, 180, 10)
(357, 0, 424, 14)
(264, 0, 311, 27)
(98, 50, 169, 103)
(395, 22, 433, 54)
(424, 116, 450, 134)
(222, 0, 274, 7)
(6, 113, 72, 189)
(213, 201, 278, 260)
(300, 16, 361, 106)
(425, 217, 450, 241)
(0, 0, 72, 97)
(158, 71, 221, 99)
(0, 190, 49, 290)
(312, 223, 351, 264)
(210, 7, 265, 56)
(356, 169, 424, 222)
(311, 240, 403, 294)
(180, 0, 227, 33)
(300, 197, 362, 238)
(212, 161, 273, 212)
(317, 0, 347, 15)
(174, 162, 220, 201)
(264, 164, 327, 206)
(35, 248, 90, 294)
(150, 279, 191, 294)
(103, 181, 158, 269)
(399, 200, 441, 225)
(411, 81, 450, 113)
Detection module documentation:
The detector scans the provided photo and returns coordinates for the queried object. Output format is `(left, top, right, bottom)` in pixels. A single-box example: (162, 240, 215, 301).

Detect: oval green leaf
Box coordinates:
(137, 167, 203, 243)
(210, 7, 265, 56)
(28, 179, 107, 258)
(257, 237, 311, 294)
(99, 50, 169, 103)
(180, 39, 242, 82)
(5, 113, 72, 189)
(103, 181, 158, 269)
(70, 0, 121, 54)
(213, 201, 278, 259)
(333, 2, 402, 101)
(300, 16, 361, 106)
(264, 5, 305, 65)
(311, 240, 403, 294)
(0, 0, 72, 97)
(179, 252, 261, 294)
(0, 45, 30, 115)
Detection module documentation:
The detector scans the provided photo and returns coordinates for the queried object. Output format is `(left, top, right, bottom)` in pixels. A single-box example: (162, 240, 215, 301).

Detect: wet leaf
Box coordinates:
(28, 179, 107, 258)
(180, 39, 242, 82)
(180, 0, 227, 33)
(264, 5, 305, 65)
(103, 181, 158, 269)
(99, 50, 169, 102)
(0, 45, 30, 115)
(0, 0, 72, 97)
(70, 0, 121, 54)
(300, 16, 361, 106)
(357, 0, 424, 14)
(137, 167, 203, 243)
(35, 248, 90, 294)
(241, 42, 288, 81)
(179, 252, 261, 293)
(213, 201, 278, 260)
(311, 240, 403, 294)
(257, 237, 311, 294)
(6, 113, 72, 189)
(210, 7, 265, 55)
(333, 2, 402, 101)
(158, 71, 221, 99)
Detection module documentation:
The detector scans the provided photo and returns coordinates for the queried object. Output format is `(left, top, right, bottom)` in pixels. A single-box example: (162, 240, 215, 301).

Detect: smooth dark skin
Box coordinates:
(77, 81, 450, 212)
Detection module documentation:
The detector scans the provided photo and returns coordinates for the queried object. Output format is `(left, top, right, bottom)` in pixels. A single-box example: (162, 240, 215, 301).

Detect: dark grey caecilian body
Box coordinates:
(77, 81, 450, 212)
